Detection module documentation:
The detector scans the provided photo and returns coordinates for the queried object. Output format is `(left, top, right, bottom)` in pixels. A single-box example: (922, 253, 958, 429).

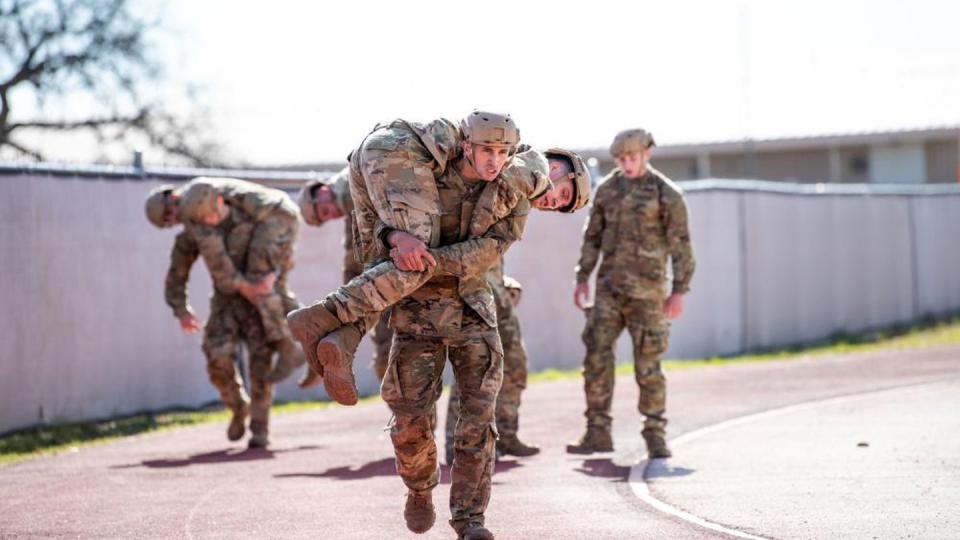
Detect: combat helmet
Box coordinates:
(144, 184, 178, 228)
(609, 128, 656, 158)
(179, 178, 223, 222)
(460, 110, 520, 153)
(544, 147, 591, 213)
(297, 177, 327, 226)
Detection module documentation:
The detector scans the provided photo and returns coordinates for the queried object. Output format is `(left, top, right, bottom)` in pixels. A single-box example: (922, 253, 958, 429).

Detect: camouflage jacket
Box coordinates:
(164, 208, 254, 318)
(181, 177, 299, 295)
(348, 118, 546, 328)
(575, 166, 695, 299)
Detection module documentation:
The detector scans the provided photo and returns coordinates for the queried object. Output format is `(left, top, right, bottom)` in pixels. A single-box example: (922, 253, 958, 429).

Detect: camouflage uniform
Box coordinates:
(165, 214, 276, 437)
(181, 178, 302, 342)
(329, 169, 393, 380)
(574, 166, 695, 441)
(445, 258, 529, 456)
(313, 119, 541, 534)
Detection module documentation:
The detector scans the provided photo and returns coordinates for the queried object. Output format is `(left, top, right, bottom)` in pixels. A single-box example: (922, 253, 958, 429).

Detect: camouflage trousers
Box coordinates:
(581, 290, 669, 436)
(445, 300, 527, 451)
(381, 318, 503, 532)
(344, 263, 393, 381)
(202, 294, 275, 434)
(246, 212, 300, 344)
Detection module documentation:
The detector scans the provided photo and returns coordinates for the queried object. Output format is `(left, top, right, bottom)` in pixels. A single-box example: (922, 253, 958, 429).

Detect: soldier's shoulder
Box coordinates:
(649, 166, 685, 199)
(500, 147, 550, 200)
(593, 170, 623, 198)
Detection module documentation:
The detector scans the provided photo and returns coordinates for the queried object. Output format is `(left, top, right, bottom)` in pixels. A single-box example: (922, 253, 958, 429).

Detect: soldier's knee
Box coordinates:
(634, 358, 665, 387)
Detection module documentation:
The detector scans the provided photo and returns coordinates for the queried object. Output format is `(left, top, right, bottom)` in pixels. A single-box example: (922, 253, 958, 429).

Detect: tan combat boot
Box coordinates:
(316, 325, 362, 406)
(297, 368, 323, 389)
(247, 420, 269, 449)
(458, 522, 495, 540)
(496, 434, 540, 458)
(565, 427, 614, 455)
(642, 429, 672, 459)
(403, 489, 435, 534)
(226, 403, 249, 442)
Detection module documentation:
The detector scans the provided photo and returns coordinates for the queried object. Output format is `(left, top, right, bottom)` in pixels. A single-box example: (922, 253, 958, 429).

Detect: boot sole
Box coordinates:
(317, 341, 358, 405)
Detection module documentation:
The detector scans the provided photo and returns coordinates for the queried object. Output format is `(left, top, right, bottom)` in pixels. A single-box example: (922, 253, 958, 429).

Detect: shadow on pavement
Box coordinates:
(275, 457, 396, 480)
(644, 460, 696, 479)
(572, 458, 631, 482)
(112, 445, 323, 469)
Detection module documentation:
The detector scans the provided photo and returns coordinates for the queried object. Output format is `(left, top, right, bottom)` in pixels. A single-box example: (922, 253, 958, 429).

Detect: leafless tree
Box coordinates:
(0, 0, 222, 165)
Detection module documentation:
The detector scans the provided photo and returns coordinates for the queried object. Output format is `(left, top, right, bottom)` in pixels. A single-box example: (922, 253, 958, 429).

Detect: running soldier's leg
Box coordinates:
(239, 301, 275, 447)
(381, 332, 447, 494)
(447, 330, 503, 534)
(495, 306, 527, 440)
(202, 295, 250, 441)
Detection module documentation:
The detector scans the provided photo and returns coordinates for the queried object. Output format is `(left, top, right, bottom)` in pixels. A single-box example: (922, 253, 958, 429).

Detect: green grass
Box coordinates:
(0, 397, 380, 468)
(4, 315, 959, 468)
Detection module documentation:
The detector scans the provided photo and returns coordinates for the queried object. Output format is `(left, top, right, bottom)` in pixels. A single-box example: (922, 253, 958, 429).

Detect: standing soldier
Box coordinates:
(567, 128, 695, 459)
(144, 179, 300, 447)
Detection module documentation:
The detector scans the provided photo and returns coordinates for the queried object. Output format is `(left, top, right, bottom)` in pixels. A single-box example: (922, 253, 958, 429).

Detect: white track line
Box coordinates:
(627, 377, 960, 540)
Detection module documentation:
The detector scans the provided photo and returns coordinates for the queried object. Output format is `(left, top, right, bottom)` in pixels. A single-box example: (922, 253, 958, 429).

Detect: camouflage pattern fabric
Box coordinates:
(163, 211, 278, 432)
(178, 177, 302, 344)
(574, 166, 694, 297)
(581, 292, 668, 435)
(574, 165, 695, 437)
(445, 259, 529, 451)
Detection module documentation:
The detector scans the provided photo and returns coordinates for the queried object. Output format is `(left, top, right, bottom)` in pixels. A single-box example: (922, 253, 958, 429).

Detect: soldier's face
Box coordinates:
(532, 177, 574, 211)
(313, 186, 345, 224)
(162, 194, 181, 227)
(467, 143, 511, 181)
(616, 149, 653, 179)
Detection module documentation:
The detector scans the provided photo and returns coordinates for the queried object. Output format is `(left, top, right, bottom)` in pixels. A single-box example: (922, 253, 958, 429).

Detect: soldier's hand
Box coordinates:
(250, 273, 277, 296)
(663, 293, 684, 320)
(574, 283, 590, 310)
(388, 231, 437, 272)
(179, 312, 202, 334)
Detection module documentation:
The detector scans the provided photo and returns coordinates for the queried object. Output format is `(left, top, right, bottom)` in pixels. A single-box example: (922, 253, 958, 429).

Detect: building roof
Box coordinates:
(576, 125, 960, 161)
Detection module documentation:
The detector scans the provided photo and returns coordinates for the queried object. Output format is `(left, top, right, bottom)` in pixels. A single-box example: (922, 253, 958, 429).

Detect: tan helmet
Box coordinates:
(609, 128, 656, 158)
(179, 179, 222, 222)
(144, 184, 178, 228)
(544, 148, 591, 213)
(460, 110, 520, 151)
(297, 177, 327, 226)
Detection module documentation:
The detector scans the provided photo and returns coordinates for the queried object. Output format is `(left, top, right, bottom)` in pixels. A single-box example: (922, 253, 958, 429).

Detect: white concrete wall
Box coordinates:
(2, 173, 960, 433)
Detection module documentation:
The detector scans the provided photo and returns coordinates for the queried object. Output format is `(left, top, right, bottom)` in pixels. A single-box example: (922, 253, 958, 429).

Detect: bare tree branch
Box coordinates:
(0, 0, 222, 165)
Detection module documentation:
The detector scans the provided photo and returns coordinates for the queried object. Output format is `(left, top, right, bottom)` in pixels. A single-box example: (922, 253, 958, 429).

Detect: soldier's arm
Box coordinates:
(431, 199, 531, 278)
(662, 185, 695, 295)
(189, 224, 247, 295)
(164, 231, 199, 318)
(574, 195, 605, 283)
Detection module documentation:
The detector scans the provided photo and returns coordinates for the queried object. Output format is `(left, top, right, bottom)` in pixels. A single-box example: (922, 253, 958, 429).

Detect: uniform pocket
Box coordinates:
(641, 326, 669, 356)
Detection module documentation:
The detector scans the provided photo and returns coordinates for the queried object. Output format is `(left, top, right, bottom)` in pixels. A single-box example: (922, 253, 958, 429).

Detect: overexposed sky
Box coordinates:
(14, 0, 960, 165)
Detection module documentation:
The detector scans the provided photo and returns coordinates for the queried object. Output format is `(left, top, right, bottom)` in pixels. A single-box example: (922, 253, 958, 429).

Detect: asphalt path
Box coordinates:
(1, 345, 957, 539)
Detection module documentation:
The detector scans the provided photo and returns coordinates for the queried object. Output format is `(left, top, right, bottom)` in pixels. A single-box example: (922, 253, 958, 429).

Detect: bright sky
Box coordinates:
(15, 0, 960, 166)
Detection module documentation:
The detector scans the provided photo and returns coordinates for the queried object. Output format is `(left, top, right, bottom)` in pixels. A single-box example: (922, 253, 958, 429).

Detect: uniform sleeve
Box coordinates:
(574, 195, 605, 284)
(662, 185, 695, 295)
(433, 199, 530, 277)
(190, 224, 243, 295)
(164, 231, 199, 318)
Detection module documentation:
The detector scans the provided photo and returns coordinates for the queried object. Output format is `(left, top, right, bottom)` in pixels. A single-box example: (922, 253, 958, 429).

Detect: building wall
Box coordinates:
(2, 174, 960, 434)
(925, 140, 959, 183)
